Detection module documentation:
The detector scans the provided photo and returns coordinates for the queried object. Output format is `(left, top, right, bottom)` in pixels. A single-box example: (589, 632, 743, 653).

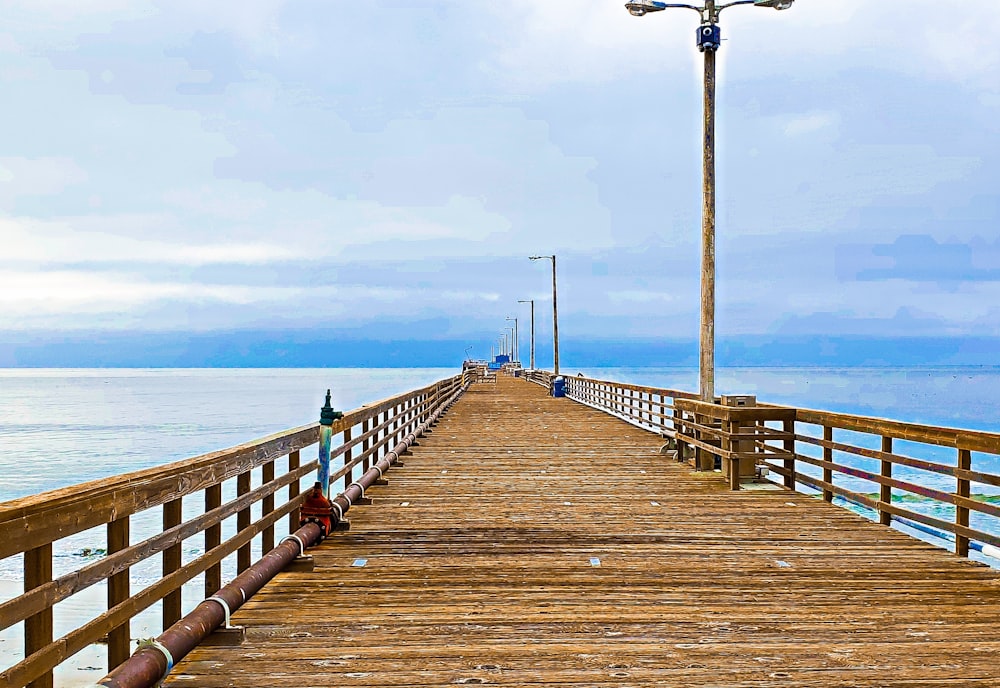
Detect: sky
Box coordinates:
(1, 1, 998, 366)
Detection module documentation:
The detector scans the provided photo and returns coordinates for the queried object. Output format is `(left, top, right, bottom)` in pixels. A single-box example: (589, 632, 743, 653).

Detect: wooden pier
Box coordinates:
(163, 376, 1000, 686)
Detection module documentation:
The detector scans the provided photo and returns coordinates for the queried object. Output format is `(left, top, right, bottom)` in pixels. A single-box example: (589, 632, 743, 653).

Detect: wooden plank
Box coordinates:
(237, 471, 252, 573)
(262, 460, 276, 555)
(163, 498, 183, 628)
(287, 450, 301, 536)
(880, 436, 893, 526)
(957, 448, 972, 557)
(205, 484, 222, 597)
(107, 517, 129, 671)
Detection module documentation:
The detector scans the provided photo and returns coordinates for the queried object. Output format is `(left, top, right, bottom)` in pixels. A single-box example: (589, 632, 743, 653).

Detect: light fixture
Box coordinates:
(624, 1, 668, 17)
(754, 0, 794, 9)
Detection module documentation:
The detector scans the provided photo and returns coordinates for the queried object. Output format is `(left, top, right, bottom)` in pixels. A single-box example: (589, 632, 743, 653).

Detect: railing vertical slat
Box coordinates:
(237, 471, 252, 573)
(880, 436, 893, 526)
(162, 498, 183, 628)
(24, 543, 53, 688)
(205, 484, 222, 593)
(822, 426, 834, 502)
(362, 418, 371, 472)
(725, 418, 739, 491)
(288, 450, 301, 535)
(783, 419, 795, 489)
(344, 425, 353, 491)
(956, 448, 972, 557)
(107, 516, 130, 670)
(262, 459, 275, 554)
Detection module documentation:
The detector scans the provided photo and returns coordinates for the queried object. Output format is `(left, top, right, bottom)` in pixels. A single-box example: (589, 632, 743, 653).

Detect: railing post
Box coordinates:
(24, 543, 53, 688)
(262, 459, 275, 553)
(205, 484, 222, 594)
(343, 425, 353, 491)
(879, 436, 893, 526)
(107, 516, 130, 670)
(724, 418, 739, 491)
(956, 448, 972, 557)
(782, 419, 795, 489)
(822, 427, 833, 503)
(288, 450, 301, 535)
(163, 498, 183, 628)
(237, 470, 252, 573)
(362, 418, 371, 472)
(673, 402, 682, 449)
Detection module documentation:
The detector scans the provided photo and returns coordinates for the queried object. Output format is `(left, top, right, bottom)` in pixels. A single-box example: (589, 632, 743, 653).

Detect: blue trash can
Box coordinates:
(552, 376, 566, 397)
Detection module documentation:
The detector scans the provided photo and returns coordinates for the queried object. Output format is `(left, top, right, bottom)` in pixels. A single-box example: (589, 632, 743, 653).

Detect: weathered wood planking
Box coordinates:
(167, 376, 1000, 687)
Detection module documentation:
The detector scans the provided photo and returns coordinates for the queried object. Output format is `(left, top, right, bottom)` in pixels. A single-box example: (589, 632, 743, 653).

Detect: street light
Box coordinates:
(529, 255, 559, 376)
(506, 316, 519, 365)
(624, 0, 794, 402)
(517, 299, 535, 370)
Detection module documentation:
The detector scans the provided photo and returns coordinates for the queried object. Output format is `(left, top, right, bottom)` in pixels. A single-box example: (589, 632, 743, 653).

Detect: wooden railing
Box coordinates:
(0, 373, 462, 688)
(562, 374, 1000, 561)
(524, 369, 553, 389)
(563, 375, 699, 435)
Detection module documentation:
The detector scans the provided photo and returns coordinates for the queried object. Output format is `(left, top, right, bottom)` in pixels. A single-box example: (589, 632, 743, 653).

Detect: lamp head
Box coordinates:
(754, 0, 794, 9)
(625, 0, 667, 16)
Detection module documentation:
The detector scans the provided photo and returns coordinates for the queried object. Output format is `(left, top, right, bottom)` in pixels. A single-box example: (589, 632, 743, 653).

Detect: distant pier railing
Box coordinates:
(562, 374, 1000, 561)
(0, 374, 462, 688)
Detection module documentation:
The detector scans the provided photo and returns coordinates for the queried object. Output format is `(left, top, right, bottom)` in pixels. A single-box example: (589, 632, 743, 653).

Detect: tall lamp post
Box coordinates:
(529, 255, 559, 376)
(517, 299, 535, 370)
(506, 316, 519, 365)
(624, 0, 794, 402)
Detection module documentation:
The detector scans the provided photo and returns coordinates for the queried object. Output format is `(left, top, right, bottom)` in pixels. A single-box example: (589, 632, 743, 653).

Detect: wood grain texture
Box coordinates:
(167, 377, 1000, 687)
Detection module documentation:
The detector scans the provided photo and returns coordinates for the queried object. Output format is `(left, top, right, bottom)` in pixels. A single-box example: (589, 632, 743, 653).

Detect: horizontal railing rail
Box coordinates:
(0, 373, 463, 688)
(560, 374, 1000, 563)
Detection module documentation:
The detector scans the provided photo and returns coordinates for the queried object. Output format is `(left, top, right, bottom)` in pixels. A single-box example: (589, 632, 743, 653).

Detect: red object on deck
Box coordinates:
(299, 481, 333, 538)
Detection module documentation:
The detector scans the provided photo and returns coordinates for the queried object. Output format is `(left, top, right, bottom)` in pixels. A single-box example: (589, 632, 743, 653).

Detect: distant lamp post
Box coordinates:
(506, 316, 519, 364)
(624, 0, 795, 402)
(517, 299, 535, 370)
(529, 255, 559, 375)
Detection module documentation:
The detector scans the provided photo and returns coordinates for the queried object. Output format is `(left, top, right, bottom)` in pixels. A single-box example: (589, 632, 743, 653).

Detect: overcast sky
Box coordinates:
(1, 1, 998, 353)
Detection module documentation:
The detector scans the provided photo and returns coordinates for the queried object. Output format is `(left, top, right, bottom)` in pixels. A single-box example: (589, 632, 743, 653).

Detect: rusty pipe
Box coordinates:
(96, 521, 323, 688)
(95, 381, 467, 688)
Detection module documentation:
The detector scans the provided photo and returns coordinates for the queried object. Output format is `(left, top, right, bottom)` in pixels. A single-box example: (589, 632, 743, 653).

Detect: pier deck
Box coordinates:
(167, 376, 1000, 686)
